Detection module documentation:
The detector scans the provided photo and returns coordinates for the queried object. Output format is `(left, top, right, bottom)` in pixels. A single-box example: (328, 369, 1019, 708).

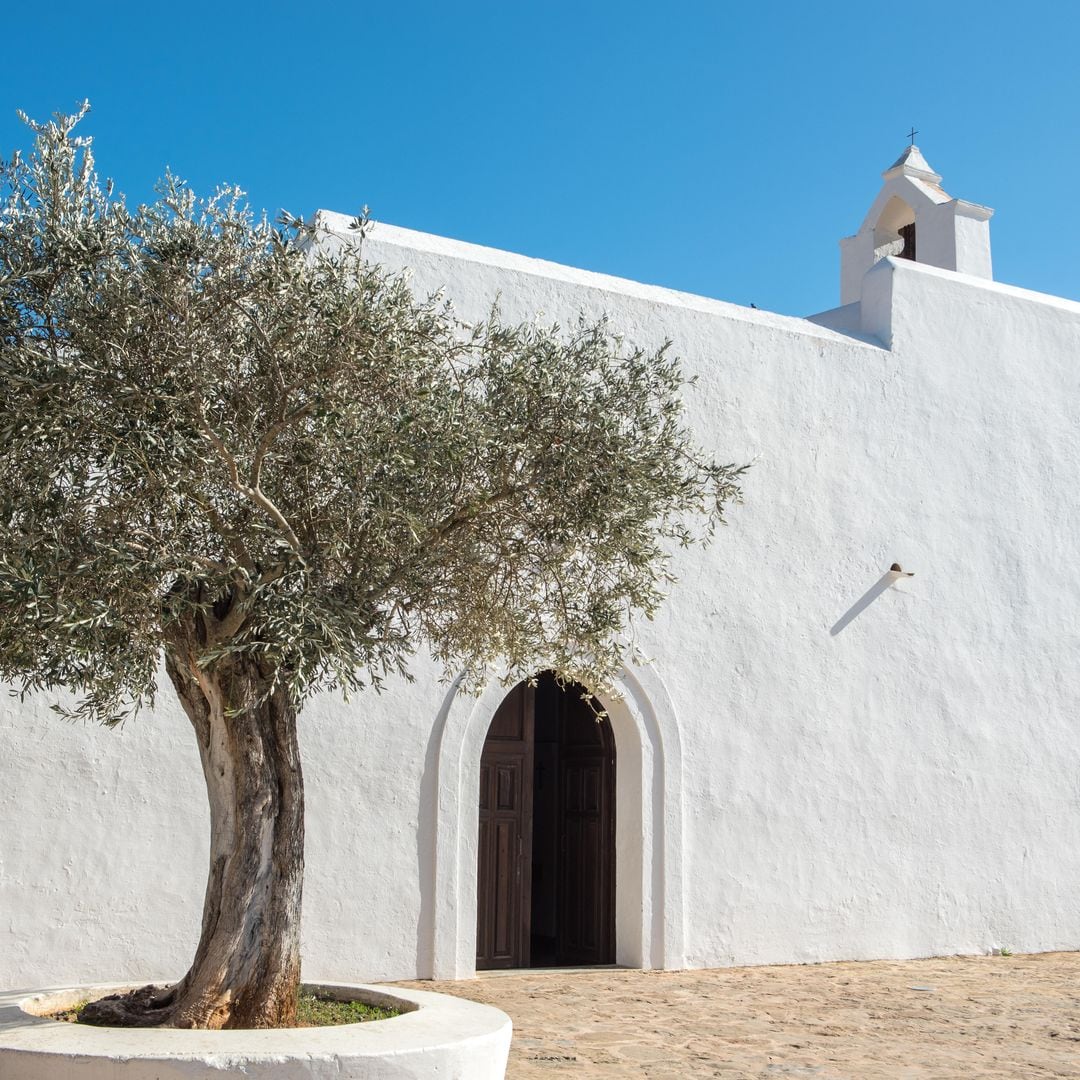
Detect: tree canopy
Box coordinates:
(0, 104, 742, 724)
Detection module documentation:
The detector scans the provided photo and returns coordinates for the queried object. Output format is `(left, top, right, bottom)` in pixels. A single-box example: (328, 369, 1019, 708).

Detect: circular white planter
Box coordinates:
(0, 982, 511, 1079)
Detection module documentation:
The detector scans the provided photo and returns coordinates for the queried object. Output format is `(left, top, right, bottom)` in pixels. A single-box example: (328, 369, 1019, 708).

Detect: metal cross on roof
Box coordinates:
(907, 126, 919, 146)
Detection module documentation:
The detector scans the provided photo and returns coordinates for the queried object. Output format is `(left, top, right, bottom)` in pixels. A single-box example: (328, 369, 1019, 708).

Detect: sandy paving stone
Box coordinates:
(394, 951, 1080, 1078)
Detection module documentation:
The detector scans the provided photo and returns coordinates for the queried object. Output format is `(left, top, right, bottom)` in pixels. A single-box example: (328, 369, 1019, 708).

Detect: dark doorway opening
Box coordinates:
(898, 221, 917, 261)
(476, 672, 616, 970)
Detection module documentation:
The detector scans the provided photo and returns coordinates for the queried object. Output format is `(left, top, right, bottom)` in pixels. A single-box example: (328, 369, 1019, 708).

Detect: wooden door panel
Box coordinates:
(495, 763, 517, 811)
(476, 684, 534, 970)
(583, 767, 601, 813)
(479, 763, 492, 811)
(492, 819, 516, 959)
(557, 700, 615, 966)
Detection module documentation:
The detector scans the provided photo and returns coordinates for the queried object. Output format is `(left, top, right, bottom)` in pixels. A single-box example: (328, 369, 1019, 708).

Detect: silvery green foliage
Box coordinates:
(0, 106, 743, 725)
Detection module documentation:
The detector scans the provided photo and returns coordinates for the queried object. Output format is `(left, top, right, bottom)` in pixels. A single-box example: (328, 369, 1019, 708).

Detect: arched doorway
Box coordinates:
(427, 660, 684, 978)
(475, 672, 616, 970)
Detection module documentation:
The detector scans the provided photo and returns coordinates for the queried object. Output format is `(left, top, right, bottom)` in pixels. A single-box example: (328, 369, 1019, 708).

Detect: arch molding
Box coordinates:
(426, 663, 685, 978)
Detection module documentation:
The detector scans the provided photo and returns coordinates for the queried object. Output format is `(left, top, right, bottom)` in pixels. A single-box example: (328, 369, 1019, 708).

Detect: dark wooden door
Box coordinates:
(476, 683, 534, 969)
(556, 696, 615, 965)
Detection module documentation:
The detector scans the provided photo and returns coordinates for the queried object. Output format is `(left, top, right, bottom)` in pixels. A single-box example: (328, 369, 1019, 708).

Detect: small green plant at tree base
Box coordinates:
(295, 992, 400, 1027)
(52, 993, 399, 1027)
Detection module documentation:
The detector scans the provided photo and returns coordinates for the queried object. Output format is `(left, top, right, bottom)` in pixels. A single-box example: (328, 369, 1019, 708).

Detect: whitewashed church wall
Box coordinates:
(665, 259, 1080, 968)
(1, 684, 206, 986)
(2, 219, 1079, 989)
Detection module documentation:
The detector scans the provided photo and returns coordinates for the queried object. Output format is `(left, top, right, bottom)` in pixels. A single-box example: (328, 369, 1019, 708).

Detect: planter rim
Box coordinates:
(0, 981, 511, 1059)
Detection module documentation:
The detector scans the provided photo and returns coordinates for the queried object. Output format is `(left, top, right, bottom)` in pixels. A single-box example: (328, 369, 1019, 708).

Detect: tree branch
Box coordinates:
(358, 485, 522, 616)
(250, 400, 314, 491)
(193, 397, 304, 558)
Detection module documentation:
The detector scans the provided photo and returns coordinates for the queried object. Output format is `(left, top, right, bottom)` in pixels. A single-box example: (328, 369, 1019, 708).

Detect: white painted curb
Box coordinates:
(0, 982, 512, 1078)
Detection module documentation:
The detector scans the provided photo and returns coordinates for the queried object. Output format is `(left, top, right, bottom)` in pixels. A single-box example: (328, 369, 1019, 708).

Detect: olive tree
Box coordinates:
(0, 106, 743, 1029)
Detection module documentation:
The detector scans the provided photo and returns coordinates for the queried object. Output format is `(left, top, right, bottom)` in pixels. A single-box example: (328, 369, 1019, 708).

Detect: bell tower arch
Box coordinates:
(839, 145, 994, 305)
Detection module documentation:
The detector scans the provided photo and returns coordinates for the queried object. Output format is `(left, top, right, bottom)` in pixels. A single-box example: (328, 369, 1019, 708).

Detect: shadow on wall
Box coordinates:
(830, 572, 898, 636)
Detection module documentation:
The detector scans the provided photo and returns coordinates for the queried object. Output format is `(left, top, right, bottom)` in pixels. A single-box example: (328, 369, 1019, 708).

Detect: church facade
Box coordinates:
(3, 148, 1079, 988)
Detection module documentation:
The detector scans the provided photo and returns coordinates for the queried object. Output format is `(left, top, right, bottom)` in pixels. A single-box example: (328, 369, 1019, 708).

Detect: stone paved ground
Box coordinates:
(395, 952, 1080, 1078)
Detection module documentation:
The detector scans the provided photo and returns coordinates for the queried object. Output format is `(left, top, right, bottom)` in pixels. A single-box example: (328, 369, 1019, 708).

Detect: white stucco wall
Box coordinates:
(2, 208, 1079, 989)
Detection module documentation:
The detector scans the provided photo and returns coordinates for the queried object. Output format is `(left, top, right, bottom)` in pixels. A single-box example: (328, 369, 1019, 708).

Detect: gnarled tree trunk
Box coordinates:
(82, 622, 305, 1029)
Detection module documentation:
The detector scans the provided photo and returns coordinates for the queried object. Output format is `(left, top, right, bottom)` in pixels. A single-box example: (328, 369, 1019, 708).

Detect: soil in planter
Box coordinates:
(49, 991, 400, 1028)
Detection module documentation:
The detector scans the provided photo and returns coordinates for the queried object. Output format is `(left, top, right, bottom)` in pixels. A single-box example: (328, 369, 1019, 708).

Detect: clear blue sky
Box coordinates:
(3, 1, 1078, 316)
